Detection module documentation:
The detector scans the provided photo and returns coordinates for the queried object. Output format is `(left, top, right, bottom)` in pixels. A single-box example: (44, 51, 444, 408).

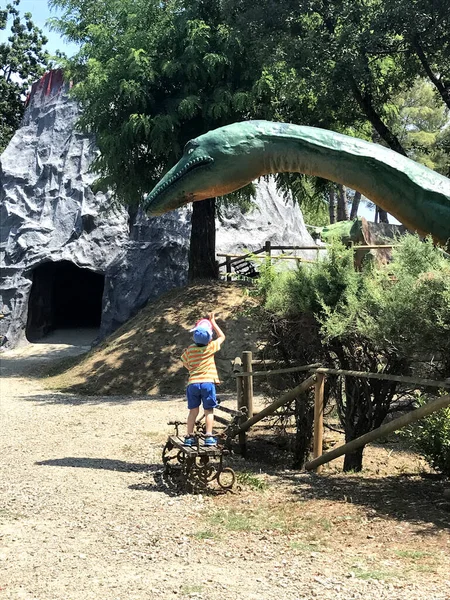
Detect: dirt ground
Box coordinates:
(1, 340, 449, 600)
(42, 281, 262, 396)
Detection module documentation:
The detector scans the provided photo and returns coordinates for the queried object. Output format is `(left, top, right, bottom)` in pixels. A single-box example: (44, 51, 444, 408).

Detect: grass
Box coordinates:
(393, 549, 438, 575)
(318, 518, 333, 531)
(204, 505, 336, 536)
(190, 529, 220, 540)
(352, 567, 399, 581)
(140, 430, 167, 443)
(290, 540, 326, 553)
(210, 509, 257, 532)
(394, 549, 430, 560)
(235, 470, 268, 490)
(180, 584, 204, 595)
(121, 444, 134, 455)
(0, 508, 26, 520)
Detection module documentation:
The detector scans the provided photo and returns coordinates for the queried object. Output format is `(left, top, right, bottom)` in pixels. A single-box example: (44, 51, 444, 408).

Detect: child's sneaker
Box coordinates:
(204, 436, 217, 446)
(183, 436, 195, 446)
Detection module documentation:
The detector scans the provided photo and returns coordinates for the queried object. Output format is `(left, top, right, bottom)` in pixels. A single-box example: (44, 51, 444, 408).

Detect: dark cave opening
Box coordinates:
(26, 261, 105, 342)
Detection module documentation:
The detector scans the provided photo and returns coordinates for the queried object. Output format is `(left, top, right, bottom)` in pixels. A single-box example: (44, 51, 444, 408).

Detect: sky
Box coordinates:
(1, 1, 397, 224)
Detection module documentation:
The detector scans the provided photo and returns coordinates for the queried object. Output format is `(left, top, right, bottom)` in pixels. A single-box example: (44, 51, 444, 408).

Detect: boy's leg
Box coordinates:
(204, 409, 214, 436)
(200, 383, 218, 436)
(187, 406, 200, 435)
(186, 384, 201, 436)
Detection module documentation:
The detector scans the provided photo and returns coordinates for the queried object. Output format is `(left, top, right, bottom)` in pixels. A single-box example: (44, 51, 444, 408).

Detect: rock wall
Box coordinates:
(0, 71, 316, 349)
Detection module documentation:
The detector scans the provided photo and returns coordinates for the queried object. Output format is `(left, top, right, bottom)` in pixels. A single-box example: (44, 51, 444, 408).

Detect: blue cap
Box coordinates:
(193, 326, 212, 345)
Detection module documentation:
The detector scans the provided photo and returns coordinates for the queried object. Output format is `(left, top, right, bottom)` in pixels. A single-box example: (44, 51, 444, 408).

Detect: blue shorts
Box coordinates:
(186, 382, 218, 410)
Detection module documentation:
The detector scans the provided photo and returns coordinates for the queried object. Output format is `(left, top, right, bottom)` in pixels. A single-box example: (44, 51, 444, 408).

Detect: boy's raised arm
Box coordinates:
(208, 312, 225, 345)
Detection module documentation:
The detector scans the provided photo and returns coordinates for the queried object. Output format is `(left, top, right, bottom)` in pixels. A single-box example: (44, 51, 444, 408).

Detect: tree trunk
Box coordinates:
(336, 184, 349, 221)
(350, 190, 361, 220)
(328, 189, 337, 224)
(127, 204, 139, 239)
(188, 198, 218, 281)
(351, 79, 408, 156)
(412, 36, 450, 110)
(378, 209, 389, 223)
(293, 394, 314, 469)
(375, 206, 389, 224)
(343, 447, 364, 472)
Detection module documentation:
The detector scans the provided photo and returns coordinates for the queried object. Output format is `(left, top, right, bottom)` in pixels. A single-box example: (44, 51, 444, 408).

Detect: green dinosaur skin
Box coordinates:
(144, 120, 450, 246)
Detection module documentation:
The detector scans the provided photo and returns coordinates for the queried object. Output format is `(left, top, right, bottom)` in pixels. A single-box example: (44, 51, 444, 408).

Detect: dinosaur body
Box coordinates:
(144, 120, 450, 246)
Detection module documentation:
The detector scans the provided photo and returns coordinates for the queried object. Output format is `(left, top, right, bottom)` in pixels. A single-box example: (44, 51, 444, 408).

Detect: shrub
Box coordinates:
(254, 235, 450, 471)
(406, 397, 450, 476)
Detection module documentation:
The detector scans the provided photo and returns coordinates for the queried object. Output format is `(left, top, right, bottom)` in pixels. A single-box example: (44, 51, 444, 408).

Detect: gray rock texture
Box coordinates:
(0, 70, 316, 350)
(216, 178, 316, 255)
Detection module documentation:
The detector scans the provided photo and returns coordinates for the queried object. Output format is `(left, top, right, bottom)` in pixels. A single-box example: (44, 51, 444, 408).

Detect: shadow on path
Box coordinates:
(35, 456, 197, 497)
(17, 393, 182, 406)
(36, 456, 159, 473)
(282, 471, 450, 532)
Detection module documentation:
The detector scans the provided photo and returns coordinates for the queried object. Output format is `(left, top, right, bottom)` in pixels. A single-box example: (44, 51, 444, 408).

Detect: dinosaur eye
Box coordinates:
(184, 140, 198, 155)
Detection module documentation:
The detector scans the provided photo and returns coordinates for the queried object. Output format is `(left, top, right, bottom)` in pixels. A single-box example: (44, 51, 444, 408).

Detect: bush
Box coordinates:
(406, 397, 450, 476)
(254, 235, 450, 471)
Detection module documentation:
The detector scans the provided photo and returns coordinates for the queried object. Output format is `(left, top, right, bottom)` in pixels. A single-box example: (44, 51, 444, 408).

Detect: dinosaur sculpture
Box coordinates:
(144, 120, 450, 246)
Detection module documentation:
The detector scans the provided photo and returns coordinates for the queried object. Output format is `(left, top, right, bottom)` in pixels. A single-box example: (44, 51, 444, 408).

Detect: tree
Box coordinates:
(49, 0, 269, 280)
(0, 0, 49, 152)
(387, 79, 450, 175)
(223, 0, 449, 223)
(224, 0, 409, 155)
(373, 0, 450, 110)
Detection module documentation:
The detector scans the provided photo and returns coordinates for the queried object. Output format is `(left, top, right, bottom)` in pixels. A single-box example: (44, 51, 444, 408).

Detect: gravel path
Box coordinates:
(1, 340, 449, 600)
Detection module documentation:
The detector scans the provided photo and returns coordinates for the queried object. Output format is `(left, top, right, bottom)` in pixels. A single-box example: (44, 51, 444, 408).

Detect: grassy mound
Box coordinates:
(44, 281, 263, 396)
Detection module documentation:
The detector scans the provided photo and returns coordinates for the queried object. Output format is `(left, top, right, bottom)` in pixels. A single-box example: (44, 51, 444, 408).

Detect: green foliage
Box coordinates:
(361, 236, 450, 373)
(387, 79, 450, 174)
(405, 397, 450, 476)
(235, 471, 268, 490)
(260, 235, 450, 371)
(274, 173, 331, 227)
(0, 0, 49, 152)
(226, 0, 450, 164)
(49, 0, 272, 210)
(373, 0, 450, 110)
(255, 234, 450, 470)
(48, 0, 449, 230)
(257, 239, 363, 322)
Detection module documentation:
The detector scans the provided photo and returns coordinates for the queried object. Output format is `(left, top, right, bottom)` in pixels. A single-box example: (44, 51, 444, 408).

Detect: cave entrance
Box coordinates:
(26, 261, 105, 343)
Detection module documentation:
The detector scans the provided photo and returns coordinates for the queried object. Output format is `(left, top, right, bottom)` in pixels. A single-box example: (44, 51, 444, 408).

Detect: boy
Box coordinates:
(180, 312, 225, 446)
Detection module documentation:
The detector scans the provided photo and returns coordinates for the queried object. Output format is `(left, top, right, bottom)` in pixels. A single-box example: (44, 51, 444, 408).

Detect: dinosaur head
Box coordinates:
(143, 122, 264, 216)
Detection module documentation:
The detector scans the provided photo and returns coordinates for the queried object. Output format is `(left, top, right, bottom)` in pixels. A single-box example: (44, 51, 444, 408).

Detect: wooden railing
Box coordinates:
(231, 350, 450, 471)
(217, 240, 398, 280)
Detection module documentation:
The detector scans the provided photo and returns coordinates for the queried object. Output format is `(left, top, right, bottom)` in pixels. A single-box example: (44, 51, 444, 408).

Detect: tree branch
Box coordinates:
(412, 35, 450, 110)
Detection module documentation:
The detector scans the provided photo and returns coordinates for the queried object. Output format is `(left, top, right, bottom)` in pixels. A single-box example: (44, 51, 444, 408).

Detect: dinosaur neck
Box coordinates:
(241, 123, 450, 243)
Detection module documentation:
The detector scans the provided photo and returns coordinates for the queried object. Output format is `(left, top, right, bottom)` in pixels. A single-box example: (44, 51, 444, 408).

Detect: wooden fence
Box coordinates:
(217, 240, 398, 280)
(232, 350, 450, 471)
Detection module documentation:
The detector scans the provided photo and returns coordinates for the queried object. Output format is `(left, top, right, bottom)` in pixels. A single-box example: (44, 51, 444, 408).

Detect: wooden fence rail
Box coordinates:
(232, 351, 450, 470)
(217, 239, 399, 279)
(305, 394, 450, 471)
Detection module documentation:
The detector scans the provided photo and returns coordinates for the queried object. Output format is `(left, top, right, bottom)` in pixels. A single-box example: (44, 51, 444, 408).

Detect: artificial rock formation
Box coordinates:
(0, 71, 315, 350)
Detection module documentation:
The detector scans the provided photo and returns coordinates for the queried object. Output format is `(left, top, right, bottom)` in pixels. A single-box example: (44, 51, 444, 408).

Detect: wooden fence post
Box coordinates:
(313, 373, 325, 473)
(238, 374, 317, 432)
(225, 255, 231, 281)
(233, 356, 246, 456)
(265, 240, 272, 263)
(242, 351, 254, 422)
(306, 393, 450, 471)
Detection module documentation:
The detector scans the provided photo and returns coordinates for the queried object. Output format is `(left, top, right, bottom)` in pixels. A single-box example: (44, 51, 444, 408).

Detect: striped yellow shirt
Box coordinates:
(181, 340, 222, 384)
